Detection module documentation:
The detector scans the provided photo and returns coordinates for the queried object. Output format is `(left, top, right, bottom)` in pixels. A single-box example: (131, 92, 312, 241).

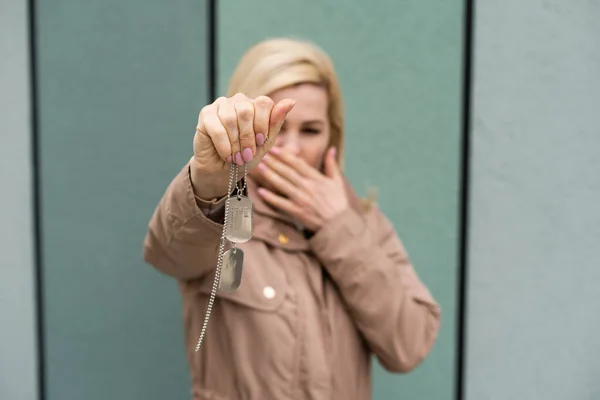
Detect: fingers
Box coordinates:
(269, 146, 322, 179)
(257, 187, 299, 217)
(323, 147, 341, 179)
(261, 154, 304, 188)
(233, 97, 256, 164)
(197, 99, 231, 162)
(257, 161, 302, 199)
(217, 99, 241, 164)
(198, 94, 295, 166)
(253, 96, 274, 147)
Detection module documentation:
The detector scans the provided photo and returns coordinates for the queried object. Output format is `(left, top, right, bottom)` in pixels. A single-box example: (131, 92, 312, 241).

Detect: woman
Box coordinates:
(143, 38, 441, 400)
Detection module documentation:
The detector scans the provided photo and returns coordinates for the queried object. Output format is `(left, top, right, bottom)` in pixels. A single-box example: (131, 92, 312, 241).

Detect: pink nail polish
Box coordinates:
(256, 133, 265, 146)
(235, 152, 243, 165)
(258, 162, 266, 170)
(242, 148, 253, 162)
(226, 155, 233, 164)
(270, 146, 281, 154)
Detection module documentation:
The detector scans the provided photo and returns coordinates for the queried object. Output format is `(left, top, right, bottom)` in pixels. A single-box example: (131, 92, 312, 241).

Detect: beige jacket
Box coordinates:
(143, 163, 441, 400)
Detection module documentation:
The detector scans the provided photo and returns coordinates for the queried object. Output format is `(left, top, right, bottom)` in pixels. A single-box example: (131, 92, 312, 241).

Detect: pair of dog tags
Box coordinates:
(218, 191, 253, 292)
(195, 163, 253, 352)
(217, 162, 254, 293)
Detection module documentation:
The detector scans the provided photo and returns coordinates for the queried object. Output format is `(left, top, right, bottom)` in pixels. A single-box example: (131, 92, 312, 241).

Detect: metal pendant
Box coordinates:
(225, 195, 253, 243)
(218, 247, 244, 292)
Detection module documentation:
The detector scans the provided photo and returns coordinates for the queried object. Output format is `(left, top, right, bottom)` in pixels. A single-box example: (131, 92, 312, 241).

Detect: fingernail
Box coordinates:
(256, 133, 265, 146)
(257, 188, 266, 196)
(258, 162, 266, 170)
(235, 152, 243, 165)
(332, 147, 337, 158)
(242, 148, 253, 162)
(226, 155, 233, 164)
(270, 146, 281, 154)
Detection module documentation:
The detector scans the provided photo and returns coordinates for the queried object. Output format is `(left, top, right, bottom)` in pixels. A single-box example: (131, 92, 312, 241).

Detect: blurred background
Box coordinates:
(1, 0, 599, 399)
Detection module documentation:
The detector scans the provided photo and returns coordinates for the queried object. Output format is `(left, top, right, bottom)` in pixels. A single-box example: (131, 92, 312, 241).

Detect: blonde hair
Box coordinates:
(225, 38, 345, 168)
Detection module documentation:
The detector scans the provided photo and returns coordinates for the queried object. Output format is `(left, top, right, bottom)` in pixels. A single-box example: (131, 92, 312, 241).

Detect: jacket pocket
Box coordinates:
(191, 243, 298, 399)
(195, 243, 288, 311)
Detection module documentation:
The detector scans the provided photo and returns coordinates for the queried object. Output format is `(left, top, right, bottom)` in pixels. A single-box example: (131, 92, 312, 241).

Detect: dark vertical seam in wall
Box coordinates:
(28, 0, 46, 398)
(456, 0, 475, 399)
(208, 0, 217, 101)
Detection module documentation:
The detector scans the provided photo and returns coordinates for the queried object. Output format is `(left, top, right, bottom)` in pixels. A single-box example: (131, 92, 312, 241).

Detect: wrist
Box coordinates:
(322, 203, 349, 225)
(189, 159, 229, 200)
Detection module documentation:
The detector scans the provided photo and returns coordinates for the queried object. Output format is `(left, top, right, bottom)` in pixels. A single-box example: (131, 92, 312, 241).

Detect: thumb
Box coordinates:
(268, 99, 296, 139)
(251, 99, 295, 165)
(324, 147, 341, 179)
(253, 99, 295, 163)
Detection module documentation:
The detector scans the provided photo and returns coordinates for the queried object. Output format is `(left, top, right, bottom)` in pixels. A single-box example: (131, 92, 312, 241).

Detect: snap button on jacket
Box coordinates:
(143, 164, 441, 400)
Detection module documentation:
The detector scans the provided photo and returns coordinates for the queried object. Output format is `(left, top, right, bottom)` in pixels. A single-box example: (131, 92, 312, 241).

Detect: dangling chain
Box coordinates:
(194, 136, 264, 352)
(233, 161, 248, 199)
(194, 163, 247, 352)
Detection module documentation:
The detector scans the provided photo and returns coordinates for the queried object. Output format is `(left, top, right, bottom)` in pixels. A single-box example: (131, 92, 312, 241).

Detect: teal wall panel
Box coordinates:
(36, 1, 208, 398)
(218, 1, 464, 399)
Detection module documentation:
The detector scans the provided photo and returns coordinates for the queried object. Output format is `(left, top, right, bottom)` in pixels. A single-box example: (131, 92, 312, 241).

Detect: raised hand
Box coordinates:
(191, 94, 295, 199)
(256, 146, 349, 232)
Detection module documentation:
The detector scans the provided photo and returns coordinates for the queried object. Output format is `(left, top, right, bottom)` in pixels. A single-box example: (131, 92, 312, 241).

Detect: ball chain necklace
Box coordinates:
(194, 158, 255, 352)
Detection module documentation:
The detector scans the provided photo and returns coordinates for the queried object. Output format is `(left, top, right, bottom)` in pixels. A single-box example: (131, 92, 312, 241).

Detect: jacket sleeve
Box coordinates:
(308, 205, 441, 373)
(142, 163, 224, 280)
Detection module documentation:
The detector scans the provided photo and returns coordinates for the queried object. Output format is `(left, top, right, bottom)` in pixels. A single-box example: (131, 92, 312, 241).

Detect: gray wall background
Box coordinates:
(3, 0, 600, 399)
(0, 1, 39, 400)
(465, 0, 600, 399)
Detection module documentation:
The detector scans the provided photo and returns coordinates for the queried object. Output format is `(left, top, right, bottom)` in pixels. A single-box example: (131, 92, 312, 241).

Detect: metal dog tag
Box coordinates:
(225, 195, 253, 243)
(218, 248, 244, 292)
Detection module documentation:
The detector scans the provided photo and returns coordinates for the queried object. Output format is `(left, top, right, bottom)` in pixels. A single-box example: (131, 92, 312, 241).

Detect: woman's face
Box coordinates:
(249, 83, 331, 187)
